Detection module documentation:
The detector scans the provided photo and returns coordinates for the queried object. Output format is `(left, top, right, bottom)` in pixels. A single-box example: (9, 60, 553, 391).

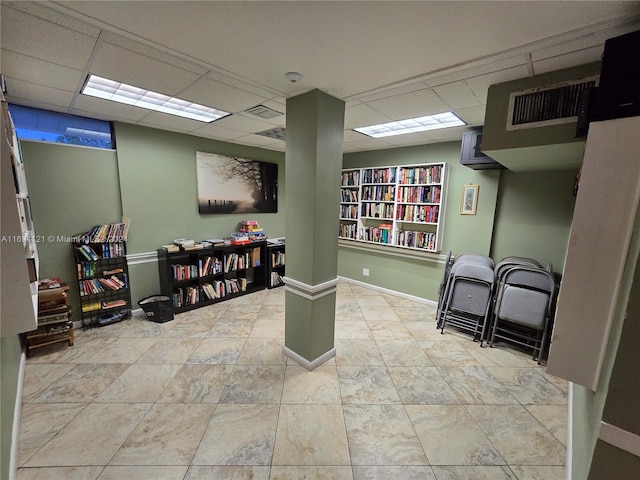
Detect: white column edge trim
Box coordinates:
(283, 346, 336, 371)
(599, 421, 640, 457)
(283, 276, 338, 301)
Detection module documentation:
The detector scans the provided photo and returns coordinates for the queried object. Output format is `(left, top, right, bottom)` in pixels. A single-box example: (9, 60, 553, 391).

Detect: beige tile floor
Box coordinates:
(17, 282, 567, 480)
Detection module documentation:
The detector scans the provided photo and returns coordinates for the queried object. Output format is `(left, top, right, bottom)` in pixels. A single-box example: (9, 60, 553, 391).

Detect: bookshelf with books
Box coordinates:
(339, 169, 360, 240)
(267, 241, 285, 288)
(72, 221, 132, 329)
(339, 162, 448, 252)
(158, 241, 267, 313)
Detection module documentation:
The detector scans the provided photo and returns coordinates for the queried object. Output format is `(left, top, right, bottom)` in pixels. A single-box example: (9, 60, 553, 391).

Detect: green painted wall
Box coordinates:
(1, 334, 22, 480)
(21, 141, 122, 323)
(341, 142, 500, 301)
(490, 169, 578, 271)
(113, 122, 285, 254)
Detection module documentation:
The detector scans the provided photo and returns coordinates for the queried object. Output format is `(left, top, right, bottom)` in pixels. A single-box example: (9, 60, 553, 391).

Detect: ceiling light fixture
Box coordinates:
(81, 74, 230, 123)
(354, 112, 466, 138)
(285, 71, 303, 83)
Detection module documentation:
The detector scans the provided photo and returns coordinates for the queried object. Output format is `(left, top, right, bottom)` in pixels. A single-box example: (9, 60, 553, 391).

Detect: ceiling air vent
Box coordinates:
(256, 126, 286, 141)
(506, 76, 598, 131)
(244, 104, 283, 119)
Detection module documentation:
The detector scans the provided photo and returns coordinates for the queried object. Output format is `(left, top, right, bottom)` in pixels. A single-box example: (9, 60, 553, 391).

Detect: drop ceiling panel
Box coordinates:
(190, 122, 246, 141)
(433, 81, 482, 109)
(425, 56, 527, 88)
(90, 43, 200, 96)
(179, 78, 269, 114)
(380, 132, 434, 146)
(423, 126, 469, 142)
(344, 137, 395, 151)
(213, 113, 278, 134)
(465, 65, 532, 104)
(1, 6, 97, 70)
(73, 95, 150, 122)
(357, 81, 430, 103)
(233, 133, 283, 148)
(365, 89, 450, 121)
(532, 47, 603, 75)
(6, 80, 75, 109)
(1, 50, 84, 92)
(7, 1, 101, 37)
(138, 111, 208, 133)
(454, 105, 487, 126)
(101, 31, 208, 76)
(344, 103, 391, 129)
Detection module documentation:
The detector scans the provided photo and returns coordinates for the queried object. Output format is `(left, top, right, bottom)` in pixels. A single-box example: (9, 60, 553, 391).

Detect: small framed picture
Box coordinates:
(461, 184, 479, 215)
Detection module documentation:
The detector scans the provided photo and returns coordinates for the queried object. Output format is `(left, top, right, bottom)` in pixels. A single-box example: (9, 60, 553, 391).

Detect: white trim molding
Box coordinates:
(599, 421, 640, 458)
(126, 250, 159, 265)
(283, 276, 338, 301)
(283, 346, 336, 371)
(9, 351, 27, 480)
(338, 275, 438, 307)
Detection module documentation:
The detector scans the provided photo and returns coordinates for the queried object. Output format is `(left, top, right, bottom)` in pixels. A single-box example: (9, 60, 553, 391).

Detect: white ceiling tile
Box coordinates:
(233, 134, 283, 147)
(213, 113, 277, 134)
(1, 6, 97, 70)
(190, 122, 246, 141)
(71, 108, 137, 124)
(343, 129, 367, 142)
(464, 65, 531, 104)
(101, 32, 208, 75)
(357, 81, 430, 103)
(344, 103, 391, 129)
(2, 50, 84, 92)
(380, 132, 433, 146)
(90, 43, 200, 96)
(7, 2, 101, 37)
(205, 70, 281, 99)
(137, 111, 207, 132)
(72, 95, 150, 122)
(433, 81, 482, 110)
(454, 105, 486, 126)
(5, 79, 75, 109)
(343, 137, 394, 151)
(180, 77, 269, 114)
(365, 89, 450, 120)
(422, 125, 468, 142)
(532, 47, 604, 75)
(426, 56, 527, 87)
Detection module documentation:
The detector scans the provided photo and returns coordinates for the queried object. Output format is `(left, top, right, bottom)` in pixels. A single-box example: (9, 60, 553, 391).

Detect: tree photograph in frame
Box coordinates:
(196, 151, 278, 214)
(461, 184, 478, 215)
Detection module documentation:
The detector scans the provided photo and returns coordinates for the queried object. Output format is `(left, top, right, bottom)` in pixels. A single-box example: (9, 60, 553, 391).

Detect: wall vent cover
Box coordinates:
(244, 104, 283, 119)
(506, 76, 598, 131)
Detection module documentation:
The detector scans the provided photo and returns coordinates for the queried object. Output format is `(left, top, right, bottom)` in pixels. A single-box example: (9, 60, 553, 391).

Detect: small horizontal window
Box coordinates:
(8, 105, 114, 149)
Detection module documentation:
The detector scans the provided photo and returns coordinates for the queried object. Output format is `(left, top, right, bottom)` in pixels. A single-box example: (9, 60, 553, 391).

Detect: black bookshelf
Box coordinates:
(158, 241, 267, 313)
(267, 242, 285, 288)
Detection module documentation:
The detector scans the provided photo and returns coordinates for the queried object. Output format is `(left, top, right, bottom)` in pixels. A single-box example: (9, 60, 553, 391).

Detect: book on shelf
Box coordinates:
(75, 218, 130, 244)
(162, 244, 180, 253)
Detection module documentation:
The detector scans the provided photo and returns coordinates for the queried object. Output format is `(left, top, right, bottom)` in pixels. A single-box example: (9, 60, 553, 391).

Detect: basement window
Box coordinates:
(7, 105, 114, 149)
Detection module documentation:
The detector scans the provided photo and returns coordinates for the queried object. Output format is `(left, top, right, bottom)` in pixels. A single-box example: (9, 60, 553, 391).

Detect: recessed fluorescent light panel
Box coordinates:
(354, 112, 466, 138)
(81, 74, 230, 122)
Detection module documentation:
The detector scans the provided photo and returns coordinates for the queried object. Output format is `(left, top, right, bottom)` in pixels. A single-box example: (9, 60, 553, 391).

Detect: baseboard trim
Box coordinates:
(283, 346, 336, 371)
(337, 275, 437, 307)
(599, 421, 640, 458)
(9, 350, 27, 480)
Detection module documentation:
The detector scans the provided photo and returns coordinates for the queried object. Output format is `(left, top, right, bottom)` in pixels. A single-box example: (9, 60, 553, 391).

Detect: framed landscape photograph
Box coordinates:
(461, 184, 478, 215)
(196, 151, 278, 214)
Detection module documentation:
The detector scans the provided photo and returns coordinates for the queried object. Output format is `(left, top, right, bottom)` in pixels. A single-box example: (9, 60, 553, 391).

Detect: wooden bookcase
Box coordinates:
(339, 162, 448, 252)
(73, 240, 132, 328)
(25, 284, 74, 357)
(158, 241, 267, 313)
(267, 242, 285, 288)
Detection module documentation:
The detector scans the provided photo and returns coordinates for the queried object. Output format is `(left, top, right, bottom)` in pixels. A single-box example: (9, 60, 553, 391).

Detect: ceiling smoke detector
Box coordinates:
(285, 71, 303, 83)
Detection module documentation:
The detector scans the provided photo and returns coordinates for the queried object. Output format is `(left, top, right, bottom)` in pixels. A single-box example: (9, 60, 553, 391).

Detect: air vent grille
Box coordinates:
(245, 104, 283, 119)
(256, 126, 286, 141)
(507, 76, 598, 131)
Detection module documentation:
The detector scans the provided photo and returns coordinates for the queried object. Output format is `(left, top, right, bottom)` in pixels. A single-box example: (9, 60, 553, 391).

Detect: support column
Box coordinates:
(283, 89, 345, 370)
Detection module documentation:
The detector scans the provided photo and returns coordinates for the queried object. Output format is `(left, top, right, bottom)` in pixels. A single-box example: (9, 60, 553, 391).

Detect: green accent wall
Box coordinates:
(21, 141, 122, 323)
(113, 122, 285, 254)
(1, 335, 22, 480)
(490, 169, 578, 271)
